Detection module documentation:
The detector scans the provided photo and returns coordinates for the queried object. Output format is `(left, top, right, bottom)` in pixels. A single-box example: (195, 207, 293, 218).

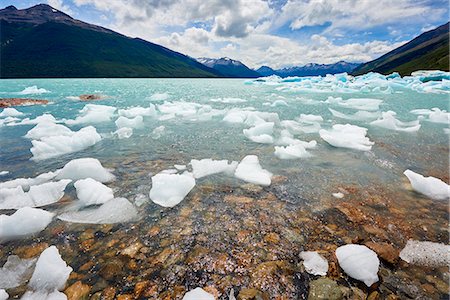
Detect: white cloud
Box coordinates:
(47, 0, 73, 14)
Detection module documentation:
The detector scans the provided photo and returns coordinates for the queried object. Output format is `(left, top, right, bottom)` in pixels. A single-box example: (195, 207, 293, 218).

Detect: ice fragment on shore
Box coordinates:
(335, 244, 379, 287)
(0, 255, 37, 289)
(234, 155, 272, 186)
(332, 192, 344, 199)
(182, 288, 215, 300)
(56, 158, 115, 183)
(114, 127, 133, 139)
(370, 111, 420, 132)
(0, 207, 54, 242)
(319, 124, 374, 151)
(0, 180, 70, 209)
(399, 240, 450, 267)
(403, 169, 449, 200)
(0, 107, 24, 117)
(0, 171, 56, 190)
(74, 178, 114, 206)
(300, 251, 328, 276)
(30, 126, 102, 161)
(58, 198, 137, 224)
(65, 104, 116, 125)
(0, 290, 7, 300)
(190, 158, 238, 179)
(150, 173, 196, 207)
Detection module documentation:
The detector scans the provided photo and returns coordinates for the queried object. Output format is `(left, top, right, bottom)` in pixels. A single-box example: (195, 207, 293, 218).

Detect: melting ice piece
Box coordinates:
(298, 114, 323, 123)
(65, 104, 116, 125)
(25, 122, 74, 140)
(243, 122, 274, 144)
(56, 158, 115, 182)
(149, 173, 196, 207)
(270, 99, 288, 107)
(0, 207, 54, 242)
(58, 198, 137, 224)
(182, 287, 215, 300)
(0, 107, 24, 118)
(403, 170, 449, 200)
(11, 113, 57, 126)
(329, 108, 380, 121)
(0, 180, 71, 209)
(0, 171, 56, 190)
(327, 97, 383, 111)
(335, 244, 379, 287)
(332, 192, 344, 199)
(319, 124, 374, 151)
(0, 171, 8, 176)
(370, 111, 420, 132)
(190, 158, 238, 179)
(149, 92, 169, 101)
(74, 178, 114, 206)
(410, 108, 450, 124)
(118, 105, 157, 118)
(115, 115, 144, 129)
(234, 155, 272, 186)
(274, 144, 312, 159)
(300, 251, 328, 276)
(114, 127, 133, 139)
(0, 255, 37, 289)
(210, 97, 247, 104)
(17, 86, 49, 95)
(151, 125, 165, 139)
(399, 240, 450, 267)
(27, 246, 72, 292)
(0, 290, 7, 300)
(30, 126, 102, 161)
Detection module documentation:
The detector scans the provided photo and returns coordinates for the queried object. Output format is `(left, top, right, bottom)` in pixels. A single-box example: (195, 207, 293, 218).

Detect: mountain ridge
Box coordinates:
(197, 57, 260, 78)
(256, 61, 361, 77)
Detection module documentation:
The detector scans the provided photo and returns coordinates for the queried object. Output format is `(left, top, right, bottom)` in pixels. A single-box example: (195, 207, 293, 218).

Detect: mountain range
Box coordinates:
(256, 61, 361, 77)
(352, 22, 449, 76)
(196, 57, 260, 78)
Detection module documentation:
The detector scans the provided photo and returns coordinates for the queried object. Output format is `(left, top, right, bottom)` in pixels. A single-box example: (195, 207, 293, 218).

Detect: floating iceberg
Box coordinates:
(118, 105, 157, 118)
(25, 122, 74, 140)
(17, 86, 49, 95)
(399, 240, 450, 267)
(65, 104, 116, 125)
(115, 115, 144, 129)
(30, 126, 102, 161)
(0, 180, 70, 209)
(210, 97, 247, 104)
(319, 124, 374, 151)
(0, 107, 24, 118)
(190, 158, 238, 179)
(243, 122, 274, 144)
(0, 207, 54, 242)
(0, 171, 56, 190)
(336, 244, 379, 287)
(274, 144, 313, 159)
(56, 158, 115, 182)
(270, 99, 288, 107)
(149, 173, 196, 207)
(182, 288, 215, 300)
(58, 198, 137, 224)
(329, 108, 379, 121)
(151, 125, 165, 139)
(327, 97, 383, 111)
(234, 155, 272, 186)
(370, 111, 421, 132)
(114, 127, 133, 139)
(0, 255, 37, 289)
(299, 251, 328, 276)
(10, 114, 57, 126)
(74, 178, 114, 206)
(410, 108, 449, 124)
(403, 169, 449, 200)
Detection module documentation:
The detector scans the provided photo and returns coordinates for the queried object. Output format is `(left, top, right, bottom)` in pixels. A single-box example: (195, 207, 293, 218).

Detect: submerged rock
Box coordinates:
(308, 278, 343, 300)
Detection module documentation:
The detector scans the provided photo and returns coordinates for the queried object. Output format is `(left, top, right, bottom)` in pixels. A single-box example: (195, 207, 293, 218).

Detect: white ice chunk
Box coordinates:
(118, 105, 157, 118)
(25, 122, 74, 140)
(329, 108, 379, 121)
(0, 207, 54, 242)
(243, 122, 274, 144)
(11, 114, 57, 126)
(274, 144, 312, 159)
(174, 164, 187, 171)
(210, 97, 247, 104)
(182, 288, 215, 300)
(0, 171, 8, 176)
(0, 255, 36, 289)
(370, 111, 420, 132)
(0, 290, 7, 300)
(58, 198, 137, 224)
(30, 126, 102, 161)
(190, 158, 238, 179)
(335, 244, 379, 287)
(332, 192, 344, 199)
(28, 246, 72, 292)
(300, 251, 328, 276)
(56, 158, 115, 183)
(0, 180, 70, 209)
(234, 155, 272, 186)
(0, 171, 56, 190)
(114, 127, 133, 139)
(115, 115, 143, 129)
(410, 108, 449, 124)
(74, 178, 114, 206)
(149, 173, 196, 207)
(298, 114, 323, 123)
(65, 104, 116, 125)
(149, 92, 170, 101)
(399, 240, 450, 267)
(21, 290, 67, 300)
(151, 125, 165, 139)
(270, 99, 288, 107)
(17, 86, 49, 95)
(327, 97, 382, 111)
(0, 107, 24, 118)
(403, 169, 449, 200)
(319, 124, 374, 151)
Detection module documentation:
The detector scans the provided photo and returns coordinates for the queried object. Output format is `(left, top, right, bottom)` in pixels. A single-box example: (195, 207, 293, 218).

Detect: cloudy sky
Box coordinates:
(4, 0, 449, 68)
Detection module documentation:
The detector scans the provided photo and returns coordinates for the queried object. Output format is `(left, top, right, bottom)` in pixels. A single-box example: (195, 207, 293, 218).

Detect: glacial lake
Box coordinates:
(0, 75, 449, 299)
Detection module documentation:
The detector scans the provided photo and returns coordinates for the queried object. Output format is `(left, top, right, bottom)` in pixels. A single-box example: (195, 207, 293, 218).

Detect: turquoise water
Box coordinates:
(0, 77, 449, 298)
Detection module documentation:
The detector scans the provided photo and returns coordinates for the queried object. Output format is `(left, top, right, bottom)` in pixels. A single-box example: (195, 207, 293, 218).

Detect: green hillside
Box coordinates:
(352, 22, 449, 76)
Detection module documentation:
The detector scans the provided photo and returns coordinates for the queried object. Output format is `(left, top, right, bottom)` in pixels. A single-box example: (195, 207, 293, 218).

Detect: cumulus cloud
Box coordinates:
(47, 0, 73, 14)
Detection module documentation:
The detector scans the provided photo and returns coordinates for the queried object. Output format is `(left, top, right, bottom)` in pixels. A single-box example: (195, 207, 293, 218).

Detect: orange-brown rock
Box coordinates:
(79, 94, 104, 101)
(365, 241, 399, 264)
(0, 98, 48, 107)
(64, 281, 91, 300)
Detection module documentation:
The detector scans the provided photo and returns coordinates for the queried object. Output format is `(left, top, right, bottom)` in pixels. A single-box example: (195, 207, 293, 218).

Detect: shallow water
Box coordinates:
(0, 77, 449, 299)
